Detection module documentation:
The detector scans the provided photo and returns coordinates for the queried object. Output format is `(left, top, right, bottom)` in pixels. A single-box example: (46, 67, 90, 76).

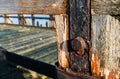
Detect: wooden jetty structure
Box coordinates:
(0, 0, 120, 79)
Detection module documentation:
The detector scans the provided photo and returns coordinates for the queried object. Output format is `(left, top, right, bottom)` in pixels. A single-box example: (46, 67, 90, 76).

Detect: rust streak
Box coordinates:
(108, 70, 120, 79)
(90, 47, 100, 76)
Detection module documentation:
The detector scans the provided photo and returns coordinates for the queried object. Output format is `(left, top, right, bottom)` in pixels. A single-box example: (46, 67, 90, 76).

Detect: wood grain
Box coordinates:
(55, 14, 69, 69)
(0, 0, 67, 14)
(91, 15, 120, 78)
(69, 0, 91, 73)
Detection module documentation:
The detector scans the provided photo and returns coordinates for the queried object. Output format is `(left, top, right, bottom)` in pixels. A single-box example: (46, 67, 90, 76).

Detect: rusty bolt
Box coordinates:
(71, 36, 86, 56)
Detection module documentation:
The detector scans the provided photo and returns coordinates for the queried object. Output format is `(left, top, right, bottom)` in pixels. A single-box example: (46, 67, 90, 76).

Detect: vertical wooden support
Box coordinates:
(69, 0, 91, 73)
(18, 14, 24, 26)
(37, 21, 39, 27)
(55, 14, 69, 69)
(23, 15, 30, 25)
(4, 14, 13, 24)
(4, 14, 7, 24)
(46, 21, 48, 28)
(31, 14, 35, 26)
(18, 14, 20, 24)
(91, 15, 120, 78)
(50, 15, 55, 28)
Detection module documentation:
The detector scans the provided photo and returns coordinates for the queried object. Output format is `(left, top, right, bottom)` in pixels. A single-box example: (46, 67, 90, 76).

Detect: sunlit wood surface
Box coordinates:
(0, 25, 57, 79)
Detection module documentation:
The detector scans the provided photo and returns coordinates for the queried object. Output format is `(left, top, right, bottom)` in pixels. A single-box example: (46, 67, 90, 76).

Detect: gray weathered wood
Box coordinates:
(91, 0, 120, 15)
(0, 0, 67, 14)
(91, 15, 120, 78)
(0, 0, 120, 15)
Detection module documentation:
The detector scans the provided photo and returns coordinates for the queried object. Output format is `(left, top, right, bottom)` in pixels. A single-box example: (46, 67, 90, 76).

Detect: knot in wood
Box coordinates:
(71, 37, 86, 56)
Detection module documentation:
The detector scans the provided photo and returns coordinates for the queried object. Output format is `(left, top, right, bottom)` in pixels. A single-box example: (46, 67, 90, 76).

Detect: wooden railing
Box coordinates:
(0, 0, 120, 79)
(0, 14, 55, 27)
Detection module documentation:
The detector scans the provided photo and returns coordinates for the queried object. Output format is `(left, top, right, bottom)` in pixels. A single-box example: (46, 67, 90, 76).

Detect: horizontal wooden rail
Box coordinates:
(0, 0, 119, 15)
(0, 0, 67, 15)
(0, 23, 55, 30)
(0, 16, 54, 20)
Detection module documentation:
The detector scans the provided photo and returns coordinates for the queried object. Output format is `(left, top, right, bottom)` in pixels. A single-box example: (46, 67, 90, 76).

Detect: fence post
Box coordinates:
(32, 14, 35, 26)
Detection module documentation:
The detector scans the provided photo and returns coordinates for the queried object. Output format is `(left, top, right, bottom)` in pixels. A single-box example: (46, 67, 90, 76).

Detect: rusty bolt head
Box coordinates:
(71, 37, 86, 56)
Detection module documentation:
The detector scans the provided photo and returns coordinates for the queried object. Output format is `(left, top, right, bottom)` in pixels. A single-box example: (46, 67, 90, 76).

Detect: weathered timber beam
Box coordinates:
(0, 16, 52, 20)
(0, 0, 67, 15)
(50, 15, 55, 28)
(91, 15, 120, 78)
(55, 14, 69, 69)
(91, 0, 120, 15)
(0, 0, 120, 15)
(69, 0, 91, 73)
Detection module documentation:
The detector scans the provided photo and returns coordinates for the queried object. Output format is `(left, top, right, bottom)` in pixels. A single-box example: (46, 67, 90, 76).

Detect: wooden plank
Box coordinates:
(55, 14, 69, 69)
(91, 15, 120, 78)
(0, 0, 67, 14)
(0, 16, 52, 20)
(69, 0, 91, 73)
(0, 0, 120, 15)
(91, 0, 120, 15)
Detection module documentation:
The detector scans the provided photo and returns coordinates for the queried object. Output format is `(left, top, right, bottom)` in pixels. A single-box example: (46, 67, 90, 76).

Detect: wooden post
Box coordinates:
(18, 14, 21, 25)
(55, 0, 95, 78)
(55, 14, 69, 69)
(46, 21, 48, 28)
(50, 15, 55, 28)
(91, 15, 120, 78)
(31, 14, 35, 26)
(4, 14, 7, 24)
(37, 21, 39, 27)
(4, 14, 13, 24)
(69, 0, 91, 73)
(18, 14, 24, 26)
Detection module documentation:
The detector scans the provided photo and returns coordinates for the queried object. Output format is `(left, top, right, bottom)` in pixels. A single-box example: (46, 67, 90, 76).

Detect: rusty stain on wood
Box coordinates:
(57, 67, 96, 79)
(91, 15, 120, 78)
(69, 0, 91, 73)
(71, 36, 86, 56)
(108, 70, 120, 79)
(90, 47, 100, 77)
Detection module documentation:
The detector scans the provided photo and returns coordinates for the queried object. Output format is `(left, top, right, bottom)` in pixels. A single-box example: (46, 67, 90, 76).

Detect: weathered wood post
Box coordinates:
(31, 14, 35, 26)
(18, 14, 21, 25)
(4, 14, 7, 24)
(46, 21, 48, 28)
(56, 0, 120, 79)
(91, 15, 120, 79)
(55, 14, 69, 69)
(90, 0, 120, 78)
(50, 15, 55, 28)
(18, 14, 24, 26)
(55, 0, 94, 78)
(69, 0, 91, 74)
(4, 14, 13, 24)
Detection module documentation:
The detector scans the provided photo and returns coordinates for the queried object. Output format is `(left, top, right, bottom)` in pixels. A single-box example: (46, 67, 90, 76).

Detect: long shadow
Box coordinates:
(0, 47, 58, 79)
